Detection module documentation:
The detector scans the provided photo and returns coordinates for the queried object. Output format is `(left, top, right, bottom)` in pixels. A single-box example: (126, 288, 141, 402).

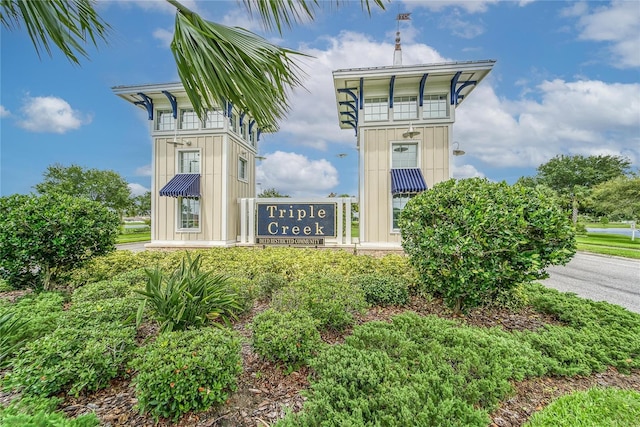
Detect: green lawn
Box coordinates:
(577, 233, 640, 259)
(116, 231, 150, 244)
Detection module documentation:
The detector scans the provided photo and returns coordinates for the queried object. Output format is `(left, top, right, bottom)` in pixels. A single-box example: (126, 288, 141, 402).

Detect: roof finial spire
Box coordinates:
(394, 13, 411, 66)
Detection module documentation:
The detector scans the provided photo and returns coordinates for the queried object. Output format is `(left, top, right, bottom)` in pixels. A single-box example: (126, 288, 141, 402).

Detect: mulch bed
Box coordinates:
(3, 295, 639, 426)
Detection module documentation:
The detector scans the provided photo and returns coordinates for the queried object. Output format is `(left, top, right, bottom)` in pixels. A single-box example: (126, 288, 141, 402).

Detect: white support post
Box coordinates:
(248, 198, 256, 244)
(336, 198, 344, 245)
(239, 198, 247, 243)
(345, 197, 352, 245)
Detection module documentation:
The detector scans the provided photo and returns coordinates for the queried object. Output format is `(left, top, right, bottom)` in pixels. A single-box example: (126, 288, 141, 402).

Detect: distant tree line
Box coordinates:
(517, 154, 639, 223)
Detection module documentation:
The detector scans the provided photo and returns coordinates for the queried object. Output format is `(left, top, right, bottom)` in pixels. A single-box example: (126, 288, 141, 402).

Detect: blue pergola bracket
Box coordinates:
(134, 92, 153, 120)
(419, 73, 429, 107)
(161, 90, 177, 119)
(389, 75, 396, 109)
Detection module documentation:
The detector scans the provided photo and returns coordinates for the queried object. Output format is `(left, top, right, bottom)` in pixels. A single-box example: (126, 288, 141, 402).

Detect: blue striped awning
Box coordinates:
(391, 168, 427, 194)
(159, 174, 200, 198)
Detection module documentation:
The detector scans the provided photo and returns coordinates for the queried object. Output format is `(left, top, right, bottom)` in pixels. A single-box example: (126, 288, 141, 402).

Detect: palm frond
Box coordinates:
(171, 8, 309, 131)
(0, 0, 109, 64)
(242, 0, 387, 33)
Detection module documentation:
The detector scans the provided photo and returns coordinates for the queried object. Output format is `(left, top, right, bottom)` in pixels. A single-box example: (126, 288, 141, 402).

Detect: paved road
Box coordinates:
(115, 242, 148, 253)
(542, 252, 640, 313)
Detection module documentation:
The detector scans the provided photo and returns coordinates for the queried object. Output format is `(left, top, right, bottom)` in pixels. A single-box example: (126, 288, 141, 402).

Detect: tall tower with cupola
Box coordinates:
(332, 32, 494, 250)
(113, 82, 261, 248)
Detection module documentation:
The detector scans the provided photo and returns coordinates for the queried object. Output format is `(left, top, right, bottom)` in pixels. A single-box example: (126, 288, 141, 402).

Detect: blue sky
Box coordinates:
(1, 0, 639, 198)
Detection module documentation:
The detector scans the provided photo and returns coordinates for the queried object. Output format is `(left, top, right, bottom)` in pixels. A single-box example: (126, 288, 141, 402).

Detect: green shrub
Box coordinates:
(0, 396, 100, 427)
(0, 291, 65, 342)
(64, 297, 139, 327)
(399, 178, 575, 313)
(137, 253, 241, 333)
(251, 309, 323, 365)
(271, 274, 367, 331)
(0, 193, 120, 290)
(0, 278, 12, 292)
(71, 279, 139, 304)
(129, 327, 242, 421)
(277, 312, 546, 426)
(352, 274, 409, 306)
(524, 387, 640, 427)
(255, 272, 288, 300)
(0, 311, 29, 368)
(6, 323, 136, 397)
(225, 276, 258, 314)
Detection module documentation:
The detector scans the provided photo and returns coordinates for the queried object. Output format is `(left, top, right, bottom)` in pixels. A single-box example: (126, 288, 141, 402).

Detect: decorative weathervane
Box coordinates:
(394, 13, 411, 65)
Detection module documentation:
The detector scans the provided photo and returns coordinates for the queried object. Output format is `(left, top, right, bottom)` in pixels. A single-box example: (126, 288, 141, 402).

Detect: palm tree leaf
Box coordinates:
(0, 0, 109, 64)
(171, 7, 309, 131)
(241, 0, 387, 33)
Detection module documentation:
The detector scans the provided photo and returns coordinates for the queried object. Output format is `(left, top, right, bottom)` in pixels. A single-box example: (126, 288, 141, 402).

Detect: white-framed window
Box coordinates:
(230, 111, 239, 133)
(392, 142, 418, 168)
(238, 157, 248, 182)
(364, 97, 388, 121)
(248, 130, 255, 147)
(178, 150, 200, 173)
(423, 94, 449, 119)
(156, 110, 175, 131)
(180, 109, 199, 130)
(392, 193, 413, 230)
(204, 109, 224, 128)
(393, 96, 417, 120)
(179, 197, 200, 230)
(242, 122, 249, 140)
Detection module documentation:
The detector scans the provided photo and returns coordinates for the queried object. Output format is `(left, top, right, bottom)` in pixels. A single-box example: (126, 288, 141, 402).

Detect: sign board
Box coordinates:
(256, 203, 336, 240)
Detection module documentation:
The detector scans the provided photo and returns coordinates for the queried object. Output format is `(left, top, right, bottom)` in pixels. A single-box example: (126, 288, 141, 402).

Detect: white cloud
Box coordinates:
(152, 28, 173, 47)
(455, 78, 640, 168)
(573, 1, 640, 68)
(256, 151, 339, 197)
(17, 96, 91, 133)
(0, 105, 9, 118)
(453, 163, 485, 179)
(278, 31, 448, 150)
(128, 182, 149, 196)
(135, 164, 152, 176)
(409, 0, 500, 14)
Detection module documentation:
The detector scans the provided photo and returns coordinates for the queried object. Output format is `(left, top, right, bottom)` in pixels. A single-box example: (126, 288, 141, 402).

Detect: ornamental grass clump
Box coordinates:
(129, 327, 242, 421)
(136, 253, 241, 333)
(399, 178, 575, 313)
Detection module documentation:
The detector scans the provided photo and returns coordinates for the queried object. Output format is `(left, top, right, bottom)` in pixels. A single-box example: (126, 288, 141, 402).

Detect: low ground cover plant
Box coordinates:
(524, 387, 640, 427)
(129, 327, 242, 421)
(6, 323, 136, 397)
(251, 308, 323, 365)
(271, 273, 367, 331)
(0, 396, 100, 427)
(277, 312, 547, 426)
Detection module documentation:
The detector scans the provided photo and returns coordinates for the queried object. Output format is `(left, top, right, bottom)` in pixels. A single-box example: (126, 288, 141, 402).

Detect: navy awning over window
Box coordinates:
(159, 174, 200, 198)
(391, 168, 427, 194)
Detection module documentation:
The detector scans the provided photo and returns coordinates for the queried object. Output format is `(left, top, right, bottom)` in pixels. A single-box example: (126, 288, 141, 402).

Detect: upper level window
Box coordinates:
(180, 109, 199, 130)
(393, 96, 417, 120)
(423, 94, 448, 119)
(179, 150, 200, 173)
(238, 157, 248, 181)
(156, 110, 175, 131)
(364, 97, 388, 121)
(248, 130, 255, 147)
(230, 111, 239, 133)
(392, 143, 418, 168)
(204, 109, 224, 128)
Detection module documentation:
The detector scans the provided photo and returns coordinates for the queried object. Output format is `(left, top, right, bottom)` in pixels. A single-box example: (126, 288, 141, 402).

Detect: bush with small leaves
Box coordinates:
(251, 309, 323, 365)
(399, 178, 575, 313)
(0, 193, 119, 290)
(352, 274, 410, 306)
(129, 327, 242, 421)
(255, 272, 288, 301)
(6, 323, 136, 397)
(271, 274, 366, 331)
